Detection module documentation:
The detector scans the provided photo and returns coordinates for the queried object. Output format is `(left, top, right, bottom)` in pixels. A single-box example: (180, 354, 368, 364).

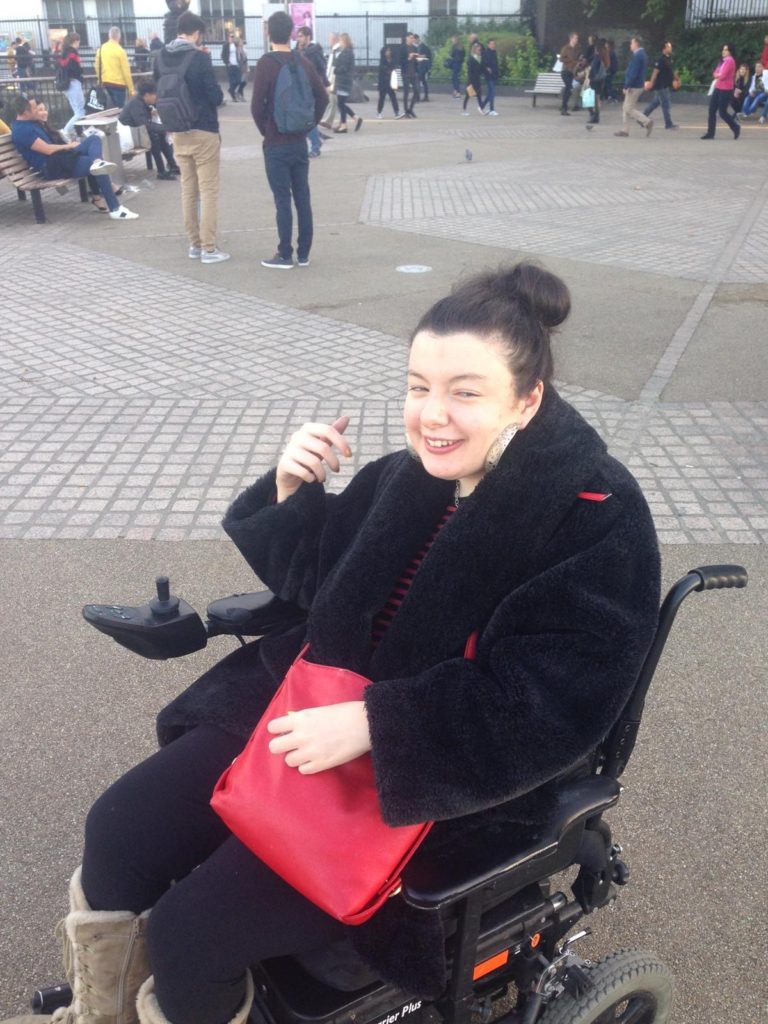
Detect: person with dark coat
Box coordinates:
(400, 32, 420, 117)
(414, 34, 432, 101)
(483, 38, 500, 114)
(119, 79, 181, 179)
(251, 11, 328, 268)
(449, 35, 465, 97)
(153, 11, 228, 262)
(163, 0, 190, 45)
(332, 34, 362, 132)
(462, 41, 487, 115)
(377, 46, 403, 118)
(0, 262, 661, 1024)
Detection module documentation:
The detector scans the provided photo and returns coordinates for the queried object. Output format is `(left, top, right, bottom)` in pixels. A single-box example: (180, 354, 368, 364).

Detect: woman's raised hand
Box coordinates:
(275, 416, 352, 502)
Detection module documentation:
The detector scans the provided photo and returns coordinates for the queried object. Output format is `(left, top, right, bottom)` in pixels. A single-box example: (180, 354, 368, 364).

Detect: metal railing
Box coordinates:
(0, 12, 527, 70)
(686, 0, 768, 23)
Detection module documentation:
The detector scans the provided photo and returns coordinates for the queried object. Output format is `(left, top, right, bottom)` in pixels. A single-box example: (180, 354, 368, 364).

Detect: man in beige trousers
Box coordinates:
(153, 12, 229, 262)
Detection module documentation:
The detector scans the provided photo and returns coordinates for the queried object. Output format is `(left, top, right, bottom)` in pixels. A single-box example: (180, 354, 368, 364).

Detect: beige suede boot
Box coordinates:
(1, 867, 151, 1024)
(136, 971, 254, 1024)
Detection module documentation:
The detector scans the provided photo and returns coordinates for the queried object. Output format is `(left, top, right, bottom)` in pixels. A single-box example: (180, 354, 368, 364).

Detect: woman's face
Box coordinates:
(405, 331, 543, 496)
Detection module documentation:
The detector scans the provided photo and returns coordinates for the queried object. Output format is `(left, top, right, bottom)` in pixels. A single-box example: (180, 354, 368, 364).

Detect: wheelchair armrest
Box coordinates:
(401, 775, 621, 910)
(206, 591, 307, 636)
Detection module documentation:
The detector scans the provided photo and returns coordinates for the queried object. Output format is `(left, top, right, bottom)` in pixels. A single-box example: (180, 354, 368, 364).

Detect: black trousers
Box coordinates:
(707, 88, 738, 136)
(377, 85, 399, 115)
(81, 726, 346, 1024)
(561, 69, 574, 111)
(148, 126, 176, 173)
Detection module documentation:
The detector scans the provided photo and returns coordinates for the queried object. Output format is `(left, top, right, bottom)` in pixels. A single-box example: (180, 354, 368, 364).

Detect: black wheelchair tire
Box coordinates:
(538, 950, 674, 1024)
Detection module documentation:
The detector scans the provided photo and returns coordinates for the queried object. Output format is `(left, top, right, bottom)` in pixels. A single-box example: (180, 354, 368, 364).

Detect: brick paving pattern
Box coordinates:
(2, 117, 767, 544)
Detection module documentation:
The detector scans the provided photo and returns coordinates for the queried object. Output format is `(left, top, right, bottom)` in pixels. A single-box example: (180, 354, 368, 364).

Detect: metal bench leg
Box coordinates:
(31, 190, 46, 224)
(78, 178, 89, 203)
(17, 188, 27, 202)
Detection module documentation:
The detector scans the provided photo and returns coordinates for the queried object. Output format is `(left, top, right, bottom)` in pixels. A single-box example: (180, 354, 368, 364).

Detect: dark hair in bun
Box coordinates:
(411, 262, 571, 396)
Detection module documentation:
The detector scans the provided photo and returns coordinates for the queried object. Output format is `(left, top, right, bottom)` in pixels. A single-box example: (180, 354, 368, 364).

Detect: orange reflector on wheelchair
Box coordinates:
(472, 950, 509, 980)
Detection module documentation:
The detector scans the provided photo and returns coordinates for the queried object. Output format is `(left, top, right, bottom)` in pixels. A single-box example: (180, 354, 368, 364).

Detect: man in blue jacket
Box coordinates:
(615, 36, 653, 137)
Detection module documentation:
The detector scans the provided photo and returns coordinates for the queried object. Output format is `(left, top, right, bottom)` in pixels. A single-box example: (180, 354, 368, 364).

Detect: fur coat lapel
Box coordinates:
(308, 388, 607, 676)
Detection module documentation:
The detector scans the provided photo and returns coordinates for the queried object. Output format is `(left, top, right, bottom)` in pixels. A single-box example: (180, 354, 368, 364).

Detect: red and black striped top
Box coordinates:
(371, 504, 457, 645)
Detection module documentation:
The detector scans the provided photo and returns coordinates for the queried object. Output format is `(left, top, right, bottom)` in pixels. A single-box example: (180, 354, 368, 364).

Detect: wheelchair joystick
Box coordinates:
(150, 576, 180, 620)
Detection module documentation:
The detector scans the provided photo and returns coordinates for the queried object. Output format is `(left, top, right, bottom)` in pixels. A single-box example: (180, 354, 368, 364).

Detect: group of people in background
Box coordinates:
(557, 29, 768, 140)
(446, 34, 500, 115)
(732, 36, 768, 123)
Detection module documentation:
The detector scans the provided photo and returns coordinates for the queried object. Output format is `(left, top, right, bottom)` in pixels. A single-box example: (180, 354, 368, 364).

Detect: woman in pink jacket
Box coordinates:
(702, 42, 740, 139)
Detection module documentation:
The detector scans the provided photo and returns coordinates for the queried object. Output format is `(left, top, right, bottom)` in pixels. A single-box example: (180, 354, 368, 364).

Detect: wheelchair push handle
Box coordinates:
(690, 564, 748, 591)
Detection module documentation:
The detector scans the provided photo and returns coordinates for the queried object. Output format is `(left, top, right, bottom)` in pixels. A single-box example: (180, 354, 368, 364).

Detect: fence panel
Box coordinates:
(1, 12, 527, 71)
(686, 0, 768, 24)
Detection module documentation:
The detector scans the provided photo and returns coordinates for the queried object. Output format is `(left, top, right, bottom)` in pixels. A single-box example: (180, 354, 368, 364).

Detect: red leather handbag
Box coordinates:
(211, 635, 476, 925)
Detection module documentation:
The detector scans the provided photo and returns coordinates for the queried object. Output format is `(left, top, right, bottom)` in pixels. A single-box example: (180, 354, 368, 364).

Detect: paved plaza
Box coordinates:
(1, 90, 766, 1024)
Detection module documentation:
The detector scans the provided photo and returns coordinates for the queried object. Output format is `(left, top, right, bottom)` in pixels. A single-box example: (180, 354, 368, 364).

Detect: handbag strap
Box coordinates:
(464, 630, 479, 661)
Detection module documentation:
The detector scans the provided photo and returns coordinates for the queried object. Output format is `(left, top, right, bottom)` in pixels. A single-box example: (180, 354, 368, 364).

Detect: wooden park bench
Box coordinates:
(524, 72, 564, 107)
(0, 132, 89, 224)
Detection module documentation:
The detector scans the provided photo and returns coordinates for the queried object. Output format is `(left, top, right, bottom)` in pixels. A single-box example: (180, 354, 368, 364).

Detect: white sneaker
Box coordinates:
(201, 248, 231, 264)
(462, 111, 470, 116)
(90, 159, 117, 176)
(109, 205, 139, 220)
(376, 113, 383, 119)
(489, 110, 499, 116)
(760, 117, 766, 125)
(188, 245, 202, 259)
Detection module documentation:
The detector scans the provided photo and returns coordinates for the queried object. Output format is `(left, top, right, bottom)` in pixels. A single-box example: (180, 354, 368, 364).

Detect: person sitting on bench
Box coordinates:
(9, 94, 138, 219)
(119, 79, 181, 181)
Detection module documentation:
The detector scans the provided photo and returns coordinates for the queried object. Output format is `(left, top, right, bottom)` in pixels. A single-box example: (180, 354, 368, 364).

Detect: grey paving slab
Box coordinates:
(1, 91, 767, 1024)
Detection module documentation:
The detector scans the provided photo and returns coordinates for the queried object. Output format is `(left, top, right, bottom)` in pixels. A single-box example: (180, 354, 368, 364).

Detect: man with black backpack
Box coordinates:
(153, 11, 228, 263)
(251, 11, 327, 269)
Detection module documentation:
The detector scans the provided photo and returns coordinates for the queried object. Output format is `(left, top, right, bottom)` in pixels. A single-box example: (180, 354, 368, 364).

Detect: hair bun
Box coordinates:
(502, 263, 571, 329)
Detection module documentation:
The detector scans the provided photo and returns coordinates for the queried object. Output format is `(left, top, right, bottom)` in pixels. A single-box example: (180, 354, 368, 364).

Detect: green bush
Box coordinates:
(673, 20, 768, 83)
(429, 30, 550, 85)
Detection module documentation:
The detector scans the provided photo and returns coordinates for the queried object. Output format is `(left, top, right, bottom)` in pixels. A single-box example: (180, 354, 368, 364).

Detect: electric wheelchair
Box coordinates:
(32, 564, 747, 1024)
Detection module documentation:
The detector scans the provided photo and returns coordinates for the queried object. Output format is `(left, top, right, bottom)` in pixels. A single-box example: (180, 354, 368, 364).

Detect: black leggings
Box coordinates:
(81, 726, 346, 1024)
(337, 95, 355, 124)
(707, 88, 738, 136)
(463, 85, 484, 110)
(377, 85, 399, 115)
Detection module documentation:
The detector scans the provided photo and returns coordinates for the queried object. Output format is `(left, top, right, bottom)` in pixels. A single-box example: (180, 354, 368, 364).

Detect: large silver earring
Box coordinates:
(405, 432, 422, 462)
(485, 423, 519, 472)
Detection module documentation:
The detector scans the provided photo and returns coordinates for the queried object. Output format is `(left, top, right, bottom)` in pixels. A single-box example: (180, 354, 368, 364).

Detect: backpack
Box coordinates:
(592, 60, 607, 83)
(270, 52, 316, 134)
(154, 49, 199, 133)
(55, 57, 69, 92)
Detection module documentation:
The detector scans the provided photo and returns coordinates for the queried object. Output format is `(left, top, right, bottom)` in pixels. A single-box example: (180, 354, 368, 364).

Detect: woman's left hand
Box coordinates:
(267, 701, 372, 774)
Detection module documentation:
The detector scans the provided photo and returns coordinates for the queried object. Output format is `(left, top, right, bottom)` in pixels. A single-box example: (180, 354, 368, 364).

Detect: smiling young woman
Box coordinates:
(2, 264, 661, 1024)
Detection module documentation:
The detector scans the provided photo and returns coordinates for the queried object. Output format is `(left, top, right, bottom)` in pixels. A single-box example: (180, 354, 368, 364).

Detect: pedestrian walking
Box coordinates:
(462, 41, 487, 115)
(333, 34, 362, 132)
(134, 38, 150, 74)
(614, 36, 654, 138)
(222, 33, 243, 102)
(377, 46, 403, 118)
(56, 32, 85, 140)
(414, 35, 432, 101)
(401, 33, 419, 118)
(701, 43, 740, 140)
(584, 40, 608, 126)
(449, 35, 465, 98)
(96, 27, 134, 108)
(297, 27, 327, 155)
(559, 32, 580, 115)
(484, 38, 499, 114)
(235, 40, 249, 101)
(643, 40, 679, 130)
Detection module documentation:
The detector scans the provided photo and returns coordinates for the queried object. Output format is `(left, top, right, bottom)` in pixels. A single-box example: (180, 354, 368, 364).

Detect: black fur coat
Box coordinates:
(157, 387, 660, 996)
